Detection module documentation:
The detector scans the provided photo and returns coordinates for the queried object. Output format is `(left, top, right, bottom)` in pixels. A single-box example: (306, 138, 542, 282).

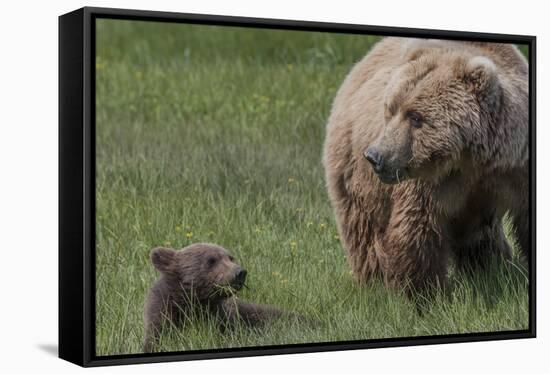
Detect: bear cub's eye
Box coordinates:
(207, 257, 217, 267)
(228, 256, 235, 262)
(407, 112, 423, 128)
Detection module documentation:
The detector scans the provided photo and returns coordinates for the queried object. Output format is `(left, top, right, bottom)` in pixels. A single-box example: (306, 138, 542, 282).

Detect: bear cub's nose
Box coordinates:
(364, 148, 383, 173)
(235, 268, 247, 284)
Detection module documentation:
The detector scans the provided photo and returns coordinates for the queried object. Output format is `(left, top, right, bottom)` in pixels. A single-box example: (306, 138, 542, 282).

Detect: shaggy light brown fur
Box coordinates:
(323, 38, 528, 296)
(143, 243, 290, 352)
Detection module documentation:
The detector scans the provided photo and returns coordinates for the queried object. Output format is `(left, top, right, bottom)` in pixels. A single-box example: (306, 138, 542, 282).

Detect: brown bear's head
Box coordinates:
(364, 41, 502, 184)
(150, 243, 247, 301)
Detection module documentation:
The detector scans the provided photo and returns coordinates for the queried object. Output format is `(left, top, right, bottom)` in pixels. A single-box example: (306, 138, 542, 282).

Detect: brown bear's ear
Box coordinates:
(463, 56, 501, 103)
(150, 247, 176, 273)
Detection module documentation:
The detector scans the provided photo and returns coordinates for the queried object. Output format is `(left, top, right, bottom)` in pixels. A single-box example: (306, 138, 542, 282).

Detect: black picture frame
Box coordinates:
(59, 6, 537, 367)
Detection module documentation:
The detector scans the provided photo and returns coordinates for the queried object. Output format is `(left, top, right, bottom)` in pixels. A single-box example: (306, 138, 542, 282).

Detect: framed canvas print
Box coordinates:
(59, 6, 536, 367)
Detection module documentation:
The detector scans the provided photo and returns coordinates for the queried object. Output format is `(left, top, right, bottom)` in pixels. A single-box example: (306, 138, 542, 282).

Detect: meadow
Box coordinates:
(95, 19, 529, 356)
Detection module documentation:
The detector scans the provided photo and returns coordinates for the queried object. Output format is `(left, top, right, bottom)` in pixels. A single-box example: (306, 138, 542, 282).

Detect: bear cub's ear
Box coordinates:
(151, 247, 176, 272)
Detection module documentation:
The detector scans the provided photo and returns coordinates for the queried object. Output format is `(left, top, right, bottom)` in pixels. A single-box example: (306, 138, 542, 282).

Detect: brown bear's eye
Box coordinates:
(207, 257, 217, 267)
(228, 256, 235, 262)
(407, 112, 423, 128)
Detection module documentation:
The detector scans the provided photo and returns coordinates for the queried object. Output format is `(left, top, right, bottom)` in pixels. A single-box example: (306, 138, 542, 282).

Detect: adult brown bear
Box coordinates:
(323, 38, 529, 296)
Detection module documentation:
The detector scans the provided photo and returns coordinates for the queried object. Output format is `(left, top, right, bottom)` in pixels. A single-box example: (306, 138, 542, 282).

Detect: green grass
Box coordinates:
(95, 20, 529, 356)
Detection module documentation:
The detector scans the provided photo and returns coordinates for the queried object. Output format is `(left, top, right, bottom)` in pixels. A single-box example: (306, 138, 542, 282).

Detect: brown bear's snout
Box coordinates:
(234, 268, 247, 287)
(364, 147, 384, 173)
(364, 146, 408, 184)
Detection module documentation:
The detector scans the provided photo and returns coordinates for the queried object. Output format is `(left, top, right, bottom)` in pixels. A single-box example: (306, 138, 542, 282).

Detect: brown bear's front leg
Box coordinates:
(511, 209, 530, 261)
(143, 303, 163, 353)
(381, 200, 449, 298)
(143, 282, 183, 353)
(509, 182, 530, 261)
(452, 219, 512, 274)
(505, 168, 530, 261)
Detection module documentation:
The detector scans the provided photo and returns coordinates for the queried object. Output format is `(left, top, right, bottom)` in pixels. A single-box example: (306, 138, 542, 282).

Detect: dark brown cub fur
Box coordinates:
(143, 243, 292, 352)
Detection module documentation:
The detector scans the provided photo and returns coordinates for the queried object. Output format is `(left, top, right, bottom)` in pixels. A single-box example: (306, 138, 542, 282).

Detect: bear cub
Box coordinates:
(143, 243, 292, 352)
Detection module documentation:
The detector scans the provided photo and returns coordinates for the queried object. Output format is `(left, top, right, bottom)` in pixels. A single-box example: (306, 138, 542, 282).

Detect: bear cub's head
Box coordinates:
(364, 40, 503, 184)
(151, 243, 247, 301)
